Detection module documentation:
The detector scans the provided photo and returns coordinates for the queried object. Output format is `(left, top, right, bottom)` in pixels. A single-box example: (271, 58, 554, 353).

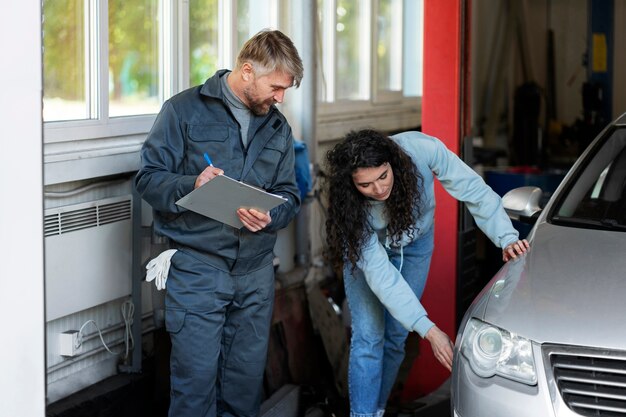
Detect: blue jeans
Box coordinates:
(343, 228, 434, 417)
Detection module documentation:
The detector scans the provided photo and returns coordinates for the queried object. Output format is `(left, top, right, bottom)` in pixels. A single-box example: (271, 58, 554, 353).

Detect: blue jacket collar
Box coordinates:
(199, 69, 230, 99)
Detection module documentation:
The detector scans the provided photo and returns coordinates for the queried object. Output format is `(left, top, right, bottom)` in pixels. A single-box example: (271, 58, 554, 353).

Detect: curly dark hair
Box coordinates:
(323, 129, 423, 270)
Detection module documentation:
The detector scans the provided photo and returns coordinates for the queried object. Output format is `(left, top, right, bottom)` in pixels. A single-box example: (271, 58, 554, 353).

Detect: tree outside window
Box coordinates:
(43, 0, 88, 122)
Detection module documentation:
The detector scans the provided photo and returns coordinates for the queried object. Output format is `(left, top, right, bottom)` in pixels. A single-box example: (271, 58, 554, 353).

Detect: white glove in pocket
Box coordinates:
(145, 249, 178, 290)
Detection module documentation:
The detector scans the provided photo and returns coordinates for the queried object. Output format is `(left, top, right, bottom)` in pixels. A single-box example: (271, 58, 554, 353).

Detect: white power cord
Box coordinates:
(77, 300, 135, 359)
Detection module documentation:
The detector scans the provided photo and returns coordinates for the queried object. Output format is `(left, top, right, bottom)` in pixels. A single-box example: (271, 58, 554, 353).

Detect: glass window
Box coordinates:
(42, 0, 89, 122)
(376, 0, 402, 93)
(317, 0, 333, 102)
(317, 0, 422, 105)
(403, 0, 423, 97)
(108, 0, 161, 117)
(336, 0, 368, 100)
(553, 128, 626, 230)
(43, 0, 279, 142)
(189, 0, 219, 87)
(315, 0, 424, 141)
(188, 0, 276, 86)
(236, 0, 251, 51)
(236, 0, 277, 52)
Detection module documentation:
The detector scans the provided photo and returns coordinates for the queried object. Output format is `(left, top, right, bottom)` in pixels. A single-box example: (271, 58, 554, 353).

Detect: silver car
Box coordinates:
(451, 113, 626, 417)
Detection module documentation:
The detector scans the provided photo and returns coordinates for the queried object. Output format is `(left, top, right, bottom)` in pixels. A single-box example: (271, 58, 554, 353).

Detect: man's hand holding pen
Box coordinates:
(195, 151, 224, 189)
(194, 165, 224, 189)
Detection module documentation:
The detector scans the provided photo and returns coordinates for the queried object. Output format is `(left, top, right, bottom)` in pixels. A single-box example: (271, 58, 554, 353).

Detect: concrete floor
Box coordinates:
(389, 380, 452, 417)
(47, 292, 455, 417)
(46, 368, 452, 417)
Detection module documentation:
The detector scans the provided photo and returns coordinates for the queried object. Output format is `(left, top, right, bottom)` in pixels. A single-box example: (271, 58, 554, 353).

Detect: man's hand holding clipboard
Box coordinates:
(177, 153, 287, 231)
(236, 207, 272, 232)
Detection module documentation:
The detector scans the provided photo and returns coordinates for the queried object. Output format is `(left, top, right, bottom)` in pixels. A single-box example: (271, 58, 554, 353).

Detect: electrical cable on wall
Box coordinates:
(76, 300, 135, 359)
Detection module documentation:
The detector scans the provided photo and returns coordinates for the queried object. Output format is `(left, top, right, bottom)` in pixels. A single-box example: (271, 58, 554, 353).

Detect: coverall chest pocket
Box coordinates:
(187, 124, 231, 172)
(251, 135, 286, 187)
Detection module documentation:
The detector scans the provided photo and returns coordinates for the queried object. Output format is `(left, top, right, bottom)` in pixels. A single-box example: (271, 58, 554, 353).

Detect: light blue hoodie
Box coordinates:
(355, 131, 519, 337)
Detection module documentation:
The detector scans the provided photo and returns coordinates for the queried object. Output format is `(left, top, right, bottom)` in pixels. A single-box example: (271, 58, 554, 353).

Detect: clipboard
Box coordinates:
(175, 174, 288, 228)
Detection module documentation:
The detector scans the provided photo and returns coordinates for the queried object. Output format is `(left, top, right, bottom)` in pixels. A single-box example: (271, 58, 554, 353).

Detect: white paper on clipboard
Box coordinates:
(175, 174, 288, 228)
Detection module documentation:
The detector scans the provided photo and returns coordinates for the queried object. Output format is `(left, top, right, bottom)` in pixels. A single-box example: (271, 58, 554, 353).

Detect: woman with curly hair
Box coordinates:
(324, 129, 529, 417)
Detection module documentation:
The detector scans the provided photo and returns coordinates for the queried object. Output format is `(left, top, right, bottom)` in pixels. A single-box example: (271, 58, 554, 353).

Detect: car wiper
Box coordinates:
(600, 218, 626, 231)
(551, 216, 626, 231)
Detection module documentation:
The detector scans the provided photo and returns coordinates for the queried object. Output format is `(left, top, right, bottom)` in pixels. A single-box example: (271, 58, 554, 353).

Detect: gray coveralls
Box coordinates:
(135, 70, 300, 417)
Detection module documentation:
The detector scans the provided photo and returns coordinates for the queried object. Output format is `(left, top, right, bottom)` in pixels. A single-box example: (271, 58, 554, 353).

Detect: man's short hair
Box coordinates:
(235, 29, 304, 88)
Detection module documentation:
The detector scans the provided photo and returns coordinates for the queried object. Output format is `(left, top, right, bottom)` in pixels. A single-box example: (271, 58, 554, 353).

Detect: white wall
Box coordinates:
(0, 2, 46, 416)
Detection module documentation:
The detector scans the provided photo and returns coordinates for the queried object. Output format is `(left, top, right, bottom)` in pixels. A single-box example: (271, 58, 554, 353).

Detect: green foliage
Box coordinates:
(109, 0, 158, 100)
(43, 0, 85, 100)
(336, 0, 360, 99)
(42, 0, 223, 101)
(189, 0, 218, 86)
(377, 0, 392, 88)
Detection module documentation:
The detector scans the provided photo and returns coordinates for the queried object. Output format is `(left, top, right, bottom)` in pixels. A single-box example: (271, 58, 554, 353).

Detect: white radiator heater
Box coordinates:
(44, 195, 133, 321)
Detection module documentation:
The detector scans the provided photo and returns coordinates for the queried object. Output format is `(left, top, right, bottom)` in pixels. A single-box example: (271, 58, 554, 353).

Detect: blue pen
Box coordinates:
(203, 152, 213, 167)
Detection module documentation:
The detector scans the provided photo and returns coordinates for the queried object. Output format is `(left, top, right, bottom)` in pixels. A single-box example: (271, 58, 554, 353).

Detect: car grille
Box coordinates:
(544, 345, 626, 416)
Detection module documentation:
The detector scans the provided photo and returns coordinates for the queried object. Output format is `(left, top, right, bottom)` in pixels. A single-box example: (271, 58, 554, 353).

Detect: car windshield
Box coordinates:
(551, 126, 626, 232)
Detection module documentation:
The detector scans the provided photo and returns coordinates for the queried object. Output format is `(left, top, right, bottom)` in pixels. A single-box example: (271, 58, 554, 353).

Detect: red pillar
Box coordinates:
(401, 0, 471, 399)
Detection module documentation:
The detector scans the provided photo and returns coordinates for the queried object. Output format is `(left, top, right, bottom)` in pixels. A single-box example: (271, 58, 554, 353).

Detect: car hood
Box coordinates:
(478, 221, 626, 349)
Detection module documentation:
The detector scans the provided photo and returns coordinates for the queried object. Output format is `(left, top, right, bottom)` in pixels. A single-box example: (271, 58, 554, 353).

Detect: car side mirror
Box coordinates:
(502, 186, 543, 224)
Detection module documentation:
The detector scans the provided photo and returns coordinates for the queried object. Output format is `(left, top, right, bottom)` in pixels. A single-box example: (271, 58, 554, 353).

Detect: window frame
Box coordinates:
(316, 0, 422, 142)
(43, 0, 284, 145)
(43, 0, 177, 144)
(43, 0, 285, 185)
(42, 0, 424, 183)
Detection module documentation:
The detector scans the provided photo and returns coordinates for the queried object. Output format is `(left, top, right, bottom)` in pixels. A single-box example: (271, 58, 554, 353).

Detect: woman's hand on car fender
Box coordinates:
(502, 239, 530, 262)
(425, 325, 454, 371)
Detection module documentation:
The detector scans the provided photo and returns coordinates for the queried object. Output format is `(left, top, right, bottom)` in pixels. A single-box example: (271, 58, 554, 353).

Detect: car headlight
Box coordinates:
(460, 318, 537, 385)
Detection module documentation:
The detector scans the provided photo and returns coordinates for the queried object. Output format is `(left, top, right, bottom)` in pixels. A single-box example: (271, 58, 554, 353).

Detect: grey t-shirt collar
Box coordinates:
(221, 71, 248, 110)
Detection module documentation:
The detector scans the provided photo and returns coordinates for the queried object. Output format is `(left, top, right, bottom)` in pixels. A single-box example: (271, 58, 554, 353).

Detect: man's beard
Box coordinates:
(243, 87, 275, 116)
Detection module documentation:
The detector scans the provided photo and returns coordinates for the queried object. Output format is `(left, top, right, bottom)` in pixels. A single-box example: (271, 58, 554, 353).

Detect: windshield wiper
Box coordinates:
(600, 218, 626, 231)
(551, 216, 626, 231)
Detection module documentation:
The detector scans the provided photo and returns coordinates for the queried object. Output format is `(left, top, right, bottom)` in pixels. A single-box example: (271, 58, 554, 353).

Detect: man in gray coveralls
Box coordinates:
(135, 30, 303, 417)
